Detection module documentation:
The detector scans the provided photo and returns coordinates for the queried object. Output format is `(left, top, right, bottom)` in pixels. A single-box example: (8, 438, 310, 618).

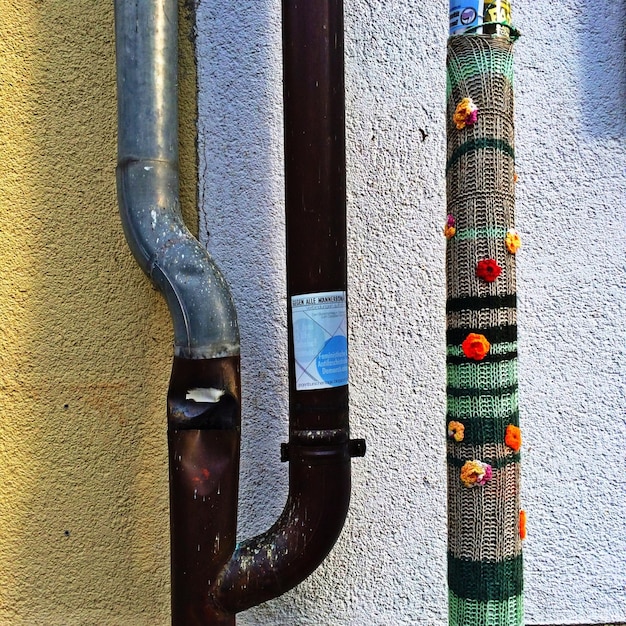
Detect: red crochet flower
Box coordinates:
(476, 259, 502, 282)
(461, 333, 491, 360)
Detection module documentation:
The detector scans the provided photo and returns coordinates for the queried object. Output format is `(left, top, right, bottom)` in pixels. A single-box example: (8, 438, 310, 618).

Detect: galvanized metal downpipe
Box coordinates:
(115, 0, 363, 623)
(114, 0, 238, 359)
(114, 0, 242, 623)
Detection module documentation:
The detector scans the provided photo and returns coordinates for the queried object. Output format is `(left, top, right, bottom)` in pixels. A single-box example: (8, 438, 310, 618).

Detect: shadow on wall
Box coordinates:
(0, 1, 197, 623)
(195, 0, 289, 539)
(580, 1, 625, 138)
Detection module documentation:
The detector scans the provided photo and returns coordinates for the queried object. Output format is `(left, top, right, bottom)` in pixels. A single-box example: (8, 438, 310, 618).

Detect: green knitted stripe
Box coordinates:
(451, 227, 510, 241)
(447, 359, 518, 390)
(447, 296, 517, 313)
(446, 411, 519, 445)
(447, 325, 517, 345)
(446, 68, 513, 101)
(446, 138, 515, 174)
(446, 48, 514, 98)
(447, 390, 519, 420)
(446, 409, 519, 422)
(447, 452, 519, 470)
(448, 553, 523, 601)
(449, 591, 523, 626)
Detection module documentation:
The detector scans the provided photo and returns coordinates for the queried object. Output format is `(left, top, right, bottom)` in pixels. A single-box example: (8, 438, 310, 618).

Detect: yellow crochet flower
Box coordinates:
(453, 97, 478, 130)
(505, 228, 521, 254)
(447, 421, 465, 443)
(460, 459, 492, 487)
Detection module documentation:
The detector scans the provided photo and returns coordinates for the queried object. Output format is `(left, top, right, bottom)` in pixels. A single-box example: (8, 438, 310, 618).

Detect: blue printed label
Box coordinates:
(291, 291, 348, 391)
(450, 0, 484, 35)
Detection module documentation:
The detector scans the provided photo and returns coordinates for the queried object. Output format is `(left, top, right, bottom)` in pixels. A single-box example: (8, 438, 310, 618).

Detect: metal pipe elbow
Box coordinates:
(210, 441, 352, 614)
(117, 159, 239, 359)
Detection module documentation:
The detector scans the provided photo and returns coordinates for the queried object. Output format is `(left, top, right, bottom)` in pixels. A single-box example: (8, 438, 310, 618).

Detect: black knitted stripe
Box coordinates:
(447, 351, 517, 365)
(448, 553, 524, 601)
(447, 384, 517, 397)
(445, 410, 519, 446)
(447, 325, 517, 345)
(446, 138, 515, 174)
(446, 452, 520, 470)
(446, 294, 517, 313)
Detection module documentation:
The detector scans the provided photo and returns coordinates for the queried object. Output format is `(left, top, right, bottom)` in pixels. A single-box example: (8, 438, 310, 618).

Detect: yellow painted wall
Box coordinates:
(0, 1, 197, 623)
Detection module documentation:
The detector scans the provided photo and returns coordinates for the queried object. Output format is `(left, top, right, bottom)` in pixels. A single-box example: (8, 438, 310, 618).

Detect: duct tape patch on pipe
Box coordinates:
(185, 388, 226, 403)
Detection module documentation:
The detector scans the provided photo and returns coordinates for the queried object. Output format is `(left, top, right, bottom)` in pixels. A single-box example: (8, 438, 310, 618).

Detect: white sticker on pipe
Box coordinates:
(291, 291, 348, 391)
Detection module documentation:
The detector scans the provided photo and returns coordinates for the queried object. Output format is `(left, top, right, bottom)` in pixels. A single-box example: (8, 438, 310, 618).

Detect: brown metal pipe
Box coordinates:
(283, 0, 349, 435)
(168, 356, 241, 625)
(211, 439, 352, 614)
(207, 0, 364, 617)
(166, 1, 362, 622)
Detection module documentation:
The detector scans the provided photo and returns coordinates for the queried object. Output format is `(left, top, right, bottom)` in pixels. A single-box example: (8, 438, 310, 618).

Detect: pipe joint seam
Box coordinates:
(280, 438, 366, 463)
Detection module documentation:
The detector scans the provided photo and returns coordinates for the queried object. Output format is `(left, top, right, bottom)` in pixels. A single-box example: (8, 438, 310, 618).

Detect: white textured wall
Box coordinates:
(195, 0, 625, 624)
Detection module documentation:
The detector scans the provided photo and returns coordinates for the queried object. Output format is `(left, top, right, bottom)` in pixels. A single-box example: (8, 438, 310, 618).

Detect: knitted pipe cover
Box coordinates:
(445, 35, 523, 626)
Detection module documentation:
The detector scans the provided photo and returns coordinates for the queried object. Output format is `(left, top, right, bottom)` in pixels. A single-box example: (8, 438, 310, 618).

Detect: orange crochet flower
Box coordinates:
(519, 510, 527, 540)
(444, 224, 457, 239)
(444, 214, 456, 239)
(505, 229, 521, 254)
(447, 421, 465, 442)
(461, 333, 491, 360)
(453, 97, 478, 130)
(505, 424, 522, 451)
(476, 258, 502, 282)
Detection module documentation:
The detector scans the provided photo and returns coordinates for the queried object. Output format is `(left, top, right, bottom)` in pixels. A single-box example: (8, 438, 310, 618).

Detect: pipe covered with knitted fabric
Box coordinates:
(445, 32, 524, 626)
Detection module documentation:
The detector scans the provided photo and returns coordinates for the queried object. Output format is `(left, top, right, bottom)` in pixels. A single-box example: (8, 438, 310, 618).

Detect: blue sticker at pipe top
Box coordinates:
(450, 0, 484, 35)
(291, 291, 348, 391)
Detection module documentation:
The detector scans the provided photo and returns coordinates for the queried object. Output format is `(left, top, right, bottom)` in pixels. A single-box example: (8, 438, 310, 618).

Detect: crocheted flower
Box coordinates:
(505, 424, 522, 451)
(476, 258, 502, 282)
(447, 421, 465, 442)
(519, 510, 527, 540)
(444, 214, 457, 239)
(505, 229, 521, 254)
(461, 333, 491, 360)
(460, 460, 492, 487)
(453, 97, 478, 130)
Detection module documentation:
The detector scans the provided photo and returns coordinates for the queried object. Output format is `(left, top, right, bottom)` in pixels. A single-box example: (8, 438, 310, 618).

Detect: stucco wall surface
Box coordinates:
(0, 0, 624, 624)
(0, 1, 197, 623)
(196, 0, 625, 625)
